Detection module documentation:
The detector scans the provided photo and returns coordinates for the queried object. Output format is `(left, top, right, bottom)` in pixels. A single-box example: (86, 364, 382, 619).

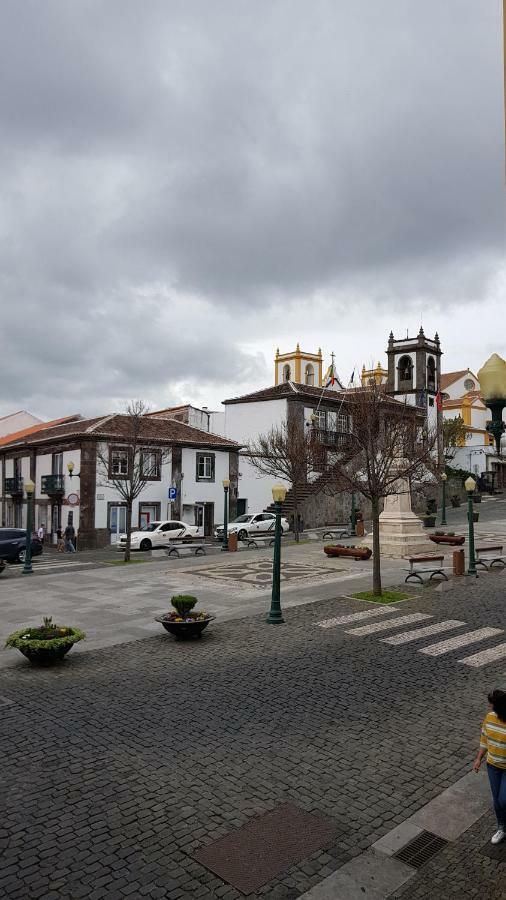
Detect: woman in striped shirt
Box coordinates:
(473, 689, 506, 845)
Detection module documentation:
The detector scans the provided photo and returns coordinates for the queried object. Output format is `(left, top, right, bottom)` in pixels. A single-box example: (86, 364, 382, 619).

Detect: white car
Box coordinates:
(118, 521, 200, 552)
(214, 512, 290, 542)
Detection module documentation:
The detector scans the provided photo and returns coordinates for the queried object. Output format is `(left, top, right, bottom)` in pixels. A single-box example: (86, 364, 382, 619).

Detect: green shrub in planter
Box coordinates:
(170, 595, 198, 617)
(6, 617, 85, 665)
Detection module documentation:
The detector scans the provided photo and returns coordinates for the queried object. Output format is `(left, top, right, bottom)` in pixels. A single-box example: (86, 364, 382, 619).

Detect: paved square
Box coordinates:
(179, 558, 344, 588)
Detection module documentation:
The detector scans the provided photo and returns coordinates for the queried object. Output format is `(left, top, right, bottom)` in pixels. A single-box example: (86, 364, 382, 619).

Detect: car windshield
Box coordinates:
(139, 522, 161, 532)
(231, 515, 252, 523)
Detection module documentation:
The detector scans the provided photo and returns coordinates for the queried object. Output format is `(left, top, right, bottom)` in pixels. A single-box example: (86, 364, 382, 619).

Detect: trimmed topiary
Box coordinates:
(170, 595, 198, 617)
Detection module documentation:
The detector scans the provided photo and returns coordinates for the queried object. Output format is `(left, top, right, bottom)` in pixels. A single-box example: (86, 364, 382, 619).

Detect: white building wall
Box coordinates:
(0, 411, 42, 438)
(180, 448, 229, 508)
(237, 455, 290, 515)
(223, 399, 287, 443)
(94, 445, 174, 533)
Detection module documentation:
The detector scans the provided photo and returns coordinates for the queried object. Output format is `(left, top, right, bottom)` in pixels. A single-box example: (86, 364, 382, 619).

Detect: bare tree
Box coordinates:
(96, 400, 169, 561)
(247, 418, 318, 542)
(325, 385, 438, 595)
(442, 416, 469, 463)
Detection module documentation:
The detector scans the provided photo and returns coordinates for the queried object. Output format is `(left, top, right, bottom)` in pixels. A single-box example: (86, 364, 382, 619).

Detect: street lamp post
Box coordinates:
(267, 483, 287, 624)
(22, 479, 35, 576)
(440, 472, 447, 526)
(465, 475, 477, 577)
(221, 479, 230, 551)
(350, 492, 357, 536)
(477, 354, 506, 456)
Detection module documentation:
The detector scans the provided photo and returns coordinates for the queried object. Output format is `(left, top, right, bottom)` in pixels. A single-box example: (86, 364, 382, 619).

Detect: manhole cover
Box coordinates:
(193, 802, 337, 893)
(393, 830, 448, 868)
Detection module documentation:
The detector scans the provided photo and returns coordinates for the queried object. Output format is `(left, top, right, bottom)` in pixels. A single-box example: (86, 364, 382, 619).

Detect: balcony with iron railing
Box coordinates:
(41, 474, 65, 495)
(311, 427, 353, 448)
(4, 476, 24, 495)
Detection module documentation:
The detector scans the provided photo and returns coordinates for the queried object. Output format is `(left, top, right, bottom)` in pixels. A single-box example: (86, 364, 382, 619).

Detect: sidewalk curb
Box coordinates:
(299, 770, 490, 899)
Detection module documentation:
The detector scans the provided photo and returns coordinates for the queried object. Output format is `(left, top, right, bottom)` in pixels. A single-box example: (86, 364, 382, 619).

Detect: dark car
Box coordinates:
(0, 528, 43, 564)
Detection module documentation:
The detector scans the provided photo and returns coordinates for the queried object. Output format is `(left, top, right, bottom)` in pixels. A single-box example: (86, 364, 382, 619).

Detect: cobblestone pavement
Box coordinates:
(1, 573, 505, 898)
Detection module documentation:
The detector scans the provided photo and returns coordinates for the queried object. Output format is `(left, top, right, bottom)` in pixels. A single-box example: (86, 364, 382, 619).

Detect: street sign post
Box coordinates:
(168, 487, 178, 501)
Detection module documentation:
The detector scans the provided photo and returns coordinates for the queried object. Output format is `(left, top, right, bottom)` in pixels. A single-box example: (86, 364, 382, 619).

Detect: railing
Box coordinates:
(41, 474, 65, 495)
(311, 428, 352, 448)
(4, 476, 24, 495)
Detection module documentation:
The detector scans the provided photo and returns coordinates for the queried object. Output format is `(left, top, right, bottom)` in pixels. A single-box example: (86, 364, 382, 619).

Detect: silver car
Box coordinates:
(214, 512, 289, 542)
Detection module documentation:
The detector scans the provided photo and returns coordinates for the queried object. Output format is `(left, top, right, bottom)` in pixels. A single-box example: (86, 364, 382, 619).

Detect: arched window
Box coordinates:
(427, 357, 435, 391)
(283, 364, 291, 382)
(398, 355, 413, 388)
(305, 364, 314, 386)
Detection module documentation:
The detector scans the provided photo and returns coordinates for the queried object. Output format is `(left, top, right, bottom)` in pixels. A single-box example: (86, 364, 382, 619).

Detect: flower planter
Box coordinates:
(5, 622, 85, 666)
(430, 535, 465, 546)
(422, 517, 437, 528)
(155, 614, 215, 640)
(467, 512, 479, 523)
(324, 545, 372, 561)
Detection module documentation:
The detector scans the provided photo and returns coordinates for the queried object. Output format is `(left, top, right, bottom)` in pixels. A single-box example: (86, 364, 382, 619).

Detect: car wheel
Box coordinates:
(139, 539, 152, 552)
(238, 529, 248, 541)
(16, 548, 26, 563)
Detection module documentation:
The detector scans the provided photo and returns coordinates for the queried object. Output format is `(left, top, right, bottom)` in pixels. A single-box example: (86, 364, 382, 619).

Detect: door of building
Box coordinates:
(139, 505, 158, 529)
(236, 498, 247, 516)
(204, 503, 214, 537)
(109, 506, 127, 543)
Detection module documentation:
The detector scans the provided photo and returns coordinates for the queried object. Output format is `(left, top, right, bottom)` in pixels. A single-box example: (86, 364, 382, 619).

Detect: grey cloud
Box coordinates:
(0, 0, 503, 420)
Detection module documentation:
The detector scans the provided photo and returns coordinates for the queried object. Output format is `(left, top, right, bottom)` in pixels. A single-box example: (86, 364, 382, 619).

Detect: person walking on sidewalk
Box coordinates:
(64, 524, 76, 553)
(473, 688, 506, 844)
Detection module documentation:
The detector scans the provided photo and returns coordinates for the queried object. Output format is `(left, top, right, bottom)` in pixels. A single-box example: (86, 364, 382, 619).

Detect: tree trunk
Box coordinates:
(124, 502, 132, 562)
(371, 496, 382, 596)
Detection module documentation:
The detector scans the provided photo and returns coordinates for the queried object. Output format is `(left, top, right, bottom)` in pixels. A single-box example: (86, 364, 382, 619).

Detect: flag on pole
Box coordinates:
(350, 369, 355, 385)
(325, 365, 336, 388)
(435, 390, 443, 412)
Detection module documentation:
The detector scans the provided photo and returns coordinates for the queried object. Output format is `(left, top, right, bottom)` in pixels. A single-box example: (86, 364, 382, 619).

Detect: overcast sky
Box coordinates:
(0, 0, 504, 421)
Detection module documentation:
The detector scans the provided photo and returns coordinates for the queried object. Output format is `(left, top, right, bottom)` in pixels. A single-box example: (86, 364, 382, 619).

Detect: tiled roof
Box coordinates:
(223, 382, 348, 405)
(440, 370, 476, 390)
(0, 415, 82, 448)
(0, 414, 240, 451)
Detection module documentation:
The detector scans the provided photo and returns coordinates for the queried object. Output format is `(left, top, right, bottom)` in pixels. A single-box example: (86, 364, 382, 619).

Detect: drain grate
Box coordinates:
(393, 830, 448, 868)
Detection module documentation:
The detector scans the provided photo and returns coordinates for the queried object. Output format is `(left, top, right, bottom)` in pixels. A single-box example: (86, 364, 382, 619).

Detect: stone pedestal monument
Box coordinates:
(371, 475, 434, 558)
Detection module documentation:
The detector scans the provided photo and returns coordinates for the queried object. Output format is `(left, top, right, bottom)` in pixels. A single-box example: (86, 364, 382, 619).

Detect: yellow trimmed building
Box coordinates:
(274, 345, 323, 387)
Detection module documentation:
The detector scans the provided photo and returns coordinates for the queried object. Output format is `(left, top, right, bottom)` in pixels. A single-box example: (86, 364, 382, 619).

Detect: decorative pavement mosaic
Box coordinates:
(178, 558, 345, 588)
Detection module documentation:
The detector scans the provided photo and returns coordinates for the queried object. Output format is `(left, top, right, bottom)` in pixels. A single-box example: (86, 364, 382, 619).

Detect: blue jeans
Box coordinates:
(487, 764, 506, 828)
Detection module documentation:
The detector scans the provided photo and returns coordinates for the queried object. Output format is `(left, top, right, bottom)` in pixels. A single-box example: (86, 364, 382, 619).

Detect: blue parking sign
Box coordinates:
(168, 487, 177, 501)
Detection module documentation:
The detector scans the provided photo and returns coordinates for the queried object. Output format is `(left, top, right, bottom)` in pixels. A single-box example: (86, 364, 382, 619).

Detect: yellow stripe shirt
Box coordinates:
(480, 711, 506, 769)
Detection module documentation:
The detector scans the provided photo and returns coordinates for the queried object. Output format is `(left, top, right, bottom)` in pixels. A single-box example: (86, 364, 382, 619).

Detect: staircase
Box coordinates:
(264, 470, 341, 525)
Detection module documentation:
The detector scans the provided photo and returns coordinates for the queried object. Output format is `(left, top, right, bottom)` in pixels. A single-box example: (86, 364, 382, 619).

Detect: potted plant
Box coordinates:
(324, 544, 372, 561)
(467, 511, 479, 523)
(5, 616, 85, 666)
(430, 533, 465, 546)
(421, 514, 437, 528)
(155, 595, 215, 640)
(450, 495, 461, 508)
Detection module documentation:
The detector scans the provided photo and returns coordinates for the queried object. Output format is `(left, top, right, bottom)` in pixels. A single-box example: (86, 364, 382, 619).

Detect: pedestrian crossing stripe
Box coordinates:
(381, 620, 466, 645)
(345, 613, 431, 636)
(315, 607, 396, 628)
(419, 627, 503, 657)
(459, 643, 506, 667)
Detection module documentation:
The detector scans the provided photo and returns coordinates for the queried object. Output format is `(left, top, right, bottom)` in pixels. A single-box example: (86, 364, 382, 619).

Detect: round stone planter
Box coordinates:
(155, 615, 215, 640)
(323, 545, 372, 561)
(18, 643, 75, 666)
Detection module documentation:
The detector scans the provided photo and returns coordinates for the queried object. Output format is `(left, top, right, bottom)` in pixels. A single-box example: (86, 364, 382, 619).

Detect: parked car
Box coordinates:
(214, 512, 290, 542)
(118, 521, 200, 552)
(0, 528, 43, 564)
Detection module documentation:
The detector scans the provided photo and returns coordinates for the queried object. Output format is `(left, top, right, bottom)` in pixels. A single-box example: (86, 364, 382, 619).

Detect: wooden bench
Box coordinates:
(475, 545, 505, 571)
(403, 554, 447, 584)
(165, 544, 207, 558)
(322, 525, 352, 540)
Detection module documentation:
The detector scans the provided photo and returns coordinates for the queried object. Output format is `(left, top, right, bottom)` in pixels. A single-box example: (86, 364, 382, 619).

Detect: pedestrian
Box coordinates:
(37, 523, 45, 544)
(473, 688, 506, 844)
(64, 523, 76, 553)
(57, 528, 64, 552)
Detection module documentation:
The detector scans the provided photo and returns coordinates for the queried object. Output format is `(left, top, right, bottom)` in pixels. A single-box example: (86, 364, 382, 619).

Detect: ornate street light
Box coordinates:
(267, 483, 287, 624)
(477, 354, 506, 456)
(22, 479, 35, 576)
(221, 479, 230, 551)
(67, 461, 81, 479)
(440, 472, 447, 526)
(465, 475, 477, 576)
